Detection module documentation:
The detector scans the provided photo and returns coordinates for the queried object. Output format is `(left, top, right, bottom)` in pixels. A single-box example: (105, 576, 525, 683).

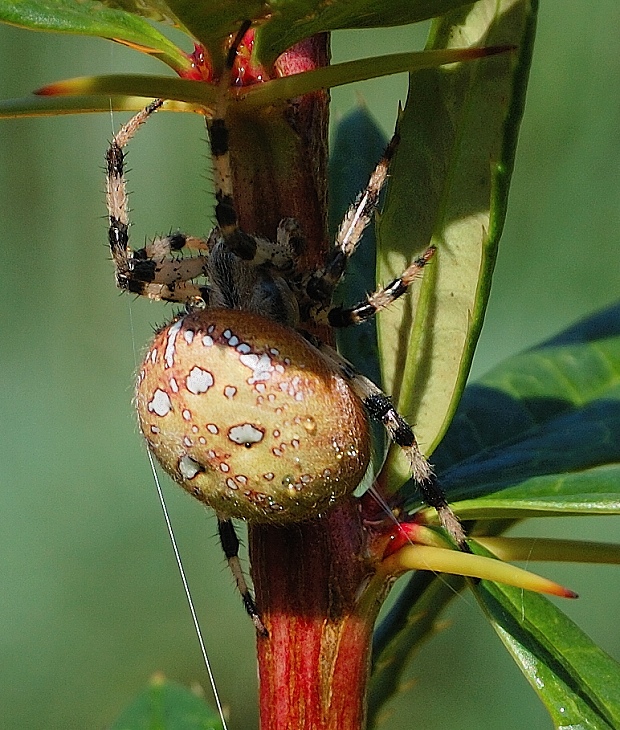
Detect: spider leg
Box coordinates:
(207, 22, 302, 273)
(106, 99, 163, 289)
(208, 20, 256, 261)
(106, 102, 214, 303)
(315, 342, 467, 549)
(217, 516, 268, 636)
(327, 246, 436, 327)
(302, 133, 400, 310)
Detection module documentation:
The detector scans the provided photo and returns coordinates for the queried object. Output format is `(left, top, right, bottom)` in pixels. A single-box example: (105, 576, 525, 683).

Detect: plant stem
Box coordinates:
(228, 33, 386, 729)
(250, 500, 381, 730)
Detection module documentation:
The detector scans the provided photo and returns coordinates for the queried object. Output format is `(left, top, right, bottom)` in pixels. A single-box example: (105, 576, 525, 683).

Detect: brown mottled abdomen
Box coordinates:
(135, 308, 370, 522)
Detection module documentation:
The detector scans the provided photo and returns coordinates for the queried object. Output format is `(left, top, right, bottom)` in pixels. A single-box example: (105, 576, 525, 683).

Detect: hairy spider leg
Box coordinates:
(327, 245, 436, 327)
(218, 516, 268, 636)
(316, 342, 467, 549)
(106, 100, 212, 303)
(207, 22, 304, 272)
(295, 135, 465, 546)
(302, 133, 400, 313)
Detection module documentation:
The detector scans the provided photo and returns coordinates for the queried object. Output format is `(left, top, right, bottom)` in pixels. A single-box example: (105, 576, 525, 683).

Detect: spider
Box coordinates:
(105, 22, 466, 635)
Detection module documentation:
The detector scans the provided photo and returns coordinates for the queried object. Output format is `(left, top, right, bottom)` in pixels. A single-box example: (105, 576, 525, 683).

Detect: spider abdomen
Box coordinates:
(136, 308, 371, 522)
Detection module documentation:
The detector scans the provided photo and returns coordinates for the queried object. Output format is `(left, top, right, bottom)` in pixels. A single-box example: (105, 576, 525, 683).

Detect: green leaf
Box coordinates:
(476, 579, 620, 729)
(368, 571, 465, 728)
(158, 0, 474, 67)
(438, 302, 620, 464)
(419, 302, 620, 519)
(0, 94, 155, 117)
(110, 676, 223, 730)
(0, 0, 189, 72)
(29, 48, 505, 119)
(37, 74, 218, 108)
(376, 0, 537, 493)
(239, 47, 510, 109)
(476, 536, 620, 565)
(252, 0, 474, 66)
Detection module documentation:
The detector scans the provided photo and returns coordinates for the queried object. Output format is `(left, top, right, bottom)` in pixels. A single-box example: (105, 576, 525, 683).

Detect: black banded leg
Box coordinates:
(328, 246, 436, 328)
(316, 344, 467, 549)
(216, 218, 304, 271)
(362, 392, 466, 549)
(135, 232, 211, 261)
(217, 516, 268, 636)
(105, 99, 164, 285)
(207, 21, 305, 271)
(106, 102, 216, 305)
(303, 133, 400, 308)
(208, 21, 252, 249)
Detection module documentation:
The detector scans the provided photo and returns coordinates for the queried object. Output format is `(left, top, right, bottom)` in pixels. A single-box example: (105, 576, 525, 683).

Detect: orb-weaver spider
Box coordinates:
(105, 21, 466, 635)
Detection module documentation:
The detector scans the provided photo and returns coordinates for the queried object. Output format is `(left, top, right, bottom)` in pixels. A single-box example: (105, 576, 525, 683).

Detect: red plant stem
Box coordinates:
(227, 35, 330, 305)
(250, 500, 381, 730)
(227, 34, 388, 729)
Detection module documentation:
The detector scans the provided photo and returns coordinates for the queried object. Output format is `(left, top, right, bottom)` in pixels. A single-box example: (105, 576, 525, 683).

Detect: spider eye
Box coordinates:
(136, 308, 370, 523)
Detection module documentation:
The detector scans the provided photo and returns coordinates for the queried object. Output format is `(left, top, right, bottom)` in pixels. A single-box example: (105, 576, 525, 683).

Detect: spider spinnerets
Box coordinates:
(105, 21, 466, 634)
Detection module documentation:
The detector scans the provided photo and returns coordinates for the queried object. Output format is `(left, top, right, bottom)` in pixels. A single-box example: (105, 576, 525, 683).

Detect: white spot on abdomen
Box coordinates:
(186, 366, 214, 394)
(179, 454, 201, 479)
(148, 389, 172, 417)
(164, 318, 183, 368)
(239, 352, 274, 384)
(228, 424, 265, 446)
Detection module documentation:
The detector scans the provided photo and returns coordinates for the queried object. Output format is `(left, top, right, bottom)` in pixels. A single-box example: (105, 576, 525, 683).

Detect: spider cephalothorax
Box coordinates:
(106, 22, 466, 633)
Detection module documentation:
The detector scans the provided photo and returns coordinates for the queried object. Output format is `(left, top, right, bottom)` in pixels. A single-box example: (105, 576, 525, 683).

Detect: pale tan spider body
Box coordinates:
(136, 307, 370, 522)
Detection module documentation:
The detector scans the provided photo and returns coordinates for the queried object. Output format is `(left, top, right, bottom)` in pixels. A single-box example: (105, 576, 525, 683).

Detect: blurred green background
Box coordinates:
(0, 3, 619, 729)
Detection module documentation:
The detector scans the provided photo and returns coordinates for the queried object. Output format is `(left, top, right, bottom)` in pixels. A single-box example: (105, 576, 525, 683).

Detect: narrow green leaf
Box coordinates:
(0, 94, 202, 118)
(37, 74, 217, 108)
(0, 0, 189, 72)
(476, 579, 620, 729)
(369, 571, 465, 728)
(253, 0, 473, 66)
(32, 48, 507, 115)
(376, 0, 537, 493)
(239, 47, 509, 109)
(110, 676, 223, 730)
(476, 537, 620, 565)
(408, 303, 620, 519)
